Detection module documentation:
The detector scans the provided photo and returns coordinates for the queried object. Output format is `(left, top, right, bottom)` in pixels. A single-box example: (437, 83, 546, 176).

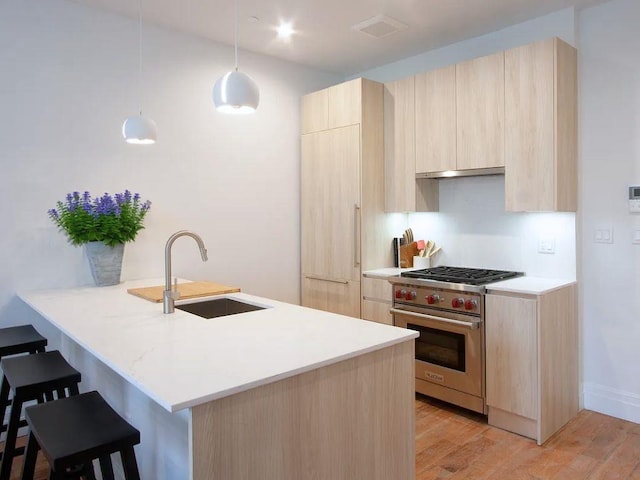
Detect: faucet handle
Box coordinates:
(171, 277, 180, 300)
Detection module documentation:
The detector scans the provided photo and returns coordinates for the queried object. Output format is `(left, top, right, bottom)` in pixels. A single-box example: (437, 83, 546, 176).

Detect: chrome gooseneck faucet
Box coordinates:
(164, 230, 208, 314)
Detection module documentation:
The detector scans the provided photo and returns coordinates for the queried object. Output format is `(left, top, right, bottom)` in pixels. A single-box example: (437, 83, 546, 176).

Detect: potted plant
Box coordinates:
(48, 190, 151, 286)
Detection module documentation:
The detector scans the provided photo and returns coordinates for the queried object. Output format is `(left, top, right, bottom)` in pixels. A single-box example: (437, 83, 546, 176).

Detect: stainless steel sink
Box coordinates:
(175, 297, 266, 319)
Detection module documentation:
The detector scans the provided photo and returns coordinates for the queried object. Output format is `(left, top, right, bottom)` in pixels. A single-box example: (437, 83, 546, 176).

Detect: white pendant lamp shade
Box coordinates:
(213, 0, 259, 114)
(213, 70, 259, 114)
(122, 113, 158, 144)
(123, 0, 157, 144)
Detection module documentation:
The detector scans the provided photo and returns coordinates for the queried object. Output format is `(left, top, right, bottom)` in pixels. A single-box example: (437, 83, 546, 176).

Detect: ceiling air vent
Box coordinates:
(352, 14, 408, 39)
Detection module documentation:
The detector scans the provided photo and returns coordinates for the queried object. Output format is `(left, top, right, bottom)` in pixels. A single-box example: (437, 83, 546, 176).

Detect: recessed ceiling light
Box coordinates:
(277, 22, 294, 39)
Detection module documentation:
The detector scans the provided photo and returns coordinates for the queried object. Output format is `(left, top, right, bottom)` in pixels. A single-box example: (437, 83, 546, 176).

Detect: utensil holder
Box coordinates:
(413, 256, 431, 269)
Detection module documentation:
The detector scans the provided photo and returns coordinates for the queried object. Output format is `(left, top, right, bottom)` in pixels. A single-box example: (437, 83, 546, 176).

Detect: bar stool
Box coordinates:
(0, 351, 81, 480)
(0, 325, 48, 441)
(0, 325, 47, 359)
(21, 391, 141, 480)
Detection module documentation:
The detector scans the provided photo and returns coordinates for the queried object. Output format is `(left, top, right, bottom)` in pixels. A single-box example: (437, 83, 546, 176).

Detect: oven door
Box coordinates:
(391, 304, 483, 398)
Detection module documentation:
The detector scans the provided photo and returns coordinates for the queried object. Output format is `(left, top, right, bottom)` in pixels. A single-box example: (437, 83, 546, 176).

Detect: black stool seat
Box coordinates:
(0, 325, 47, 358)
(0, 325, 48, 439)
(1, 351, 80, 397)
(0, 351, 81, 480)
(22, 391, 141, 480)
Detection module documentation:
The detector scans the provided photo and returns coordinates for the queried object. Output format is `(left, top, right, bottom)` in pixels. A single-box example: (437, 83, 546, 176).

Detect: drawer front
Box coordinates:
(362, 277, 392, 302)
(362, 299, 393, 325)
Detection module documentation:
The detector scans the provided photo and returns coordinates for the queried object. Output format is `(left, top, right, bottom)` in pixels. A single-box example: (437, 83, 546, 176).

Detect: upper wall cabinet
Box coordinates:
(415, 65, 456, 173)
(414, 52, 505, 175)
(301, 79, 362, 134)
(456, 51, 505, 170)
(504, 38, 577, 212)
(384, 77, 439, 213)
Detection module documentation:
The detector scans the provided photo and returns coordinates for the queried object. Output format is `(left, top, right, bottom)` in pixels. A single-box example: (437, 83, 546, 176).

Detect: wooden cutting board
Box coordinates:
(127, 281, 240, 303)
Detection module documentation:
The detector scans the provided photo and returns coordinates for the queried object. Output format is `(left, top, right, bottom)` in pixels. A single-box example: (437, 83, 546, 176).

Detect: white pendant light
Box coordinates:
(212, 0, 259, 114)
(123, 0, 157, 144)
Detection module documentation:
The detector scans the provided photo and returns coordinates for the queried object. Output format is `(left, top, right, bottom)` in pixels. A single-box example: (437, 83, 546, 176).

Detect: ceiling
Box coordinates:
(70, 0, 604, 75)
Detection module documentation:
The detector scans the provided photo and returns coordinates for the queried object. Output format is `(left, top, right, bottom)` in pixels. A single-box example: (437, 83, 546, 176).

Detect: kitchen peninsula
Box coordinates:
(18, 279, 417, 480)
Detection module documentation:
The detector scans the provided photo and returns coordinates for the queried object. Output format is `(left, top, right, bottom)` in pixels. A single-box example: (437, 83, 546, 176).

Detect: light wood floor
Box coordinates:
(416, 394, 640, 480)
(6, 394, 640, 479)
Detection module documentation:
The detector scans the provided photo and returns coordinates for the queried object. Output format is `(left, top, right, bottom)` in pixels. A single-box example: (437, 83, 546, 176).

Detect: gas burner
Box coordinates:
(401, 266, 523, 286)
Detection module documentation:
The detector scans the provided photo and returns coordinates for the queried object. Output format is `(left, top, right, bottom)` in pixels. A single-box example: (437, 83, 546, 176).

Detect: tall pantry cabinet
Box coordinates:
(301, 78, 387, 318)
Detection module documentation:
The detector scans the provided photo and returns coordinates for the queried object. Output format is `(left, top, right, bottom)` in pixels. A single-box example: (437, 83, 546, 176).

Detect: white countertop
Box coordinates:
(486, 276, 576, 295)
(362, 267, 417, 279)
(18, 279, 416, 413)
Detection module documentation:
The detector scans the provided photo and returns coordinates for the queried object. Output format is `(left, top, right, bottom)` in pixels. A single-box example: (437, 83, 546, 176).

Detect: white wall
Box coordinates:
(579, 0, 640, 423)
(361, 9, 579, 280)
(0, 0, 341, 328)
(398, 177, 576, 277)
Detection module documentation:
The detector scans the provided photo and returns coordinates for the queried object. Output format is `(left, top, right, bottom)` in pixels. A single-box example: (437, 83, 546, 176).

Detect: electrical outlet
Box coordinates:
(594, 227, 614, 244)
(538, 237, 556, 254)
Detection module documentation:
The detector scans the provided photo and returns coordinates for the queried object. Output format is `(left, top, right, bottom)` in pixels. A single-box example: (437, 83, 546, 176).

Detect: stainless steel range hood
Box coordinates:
(416, 167, 505, 179)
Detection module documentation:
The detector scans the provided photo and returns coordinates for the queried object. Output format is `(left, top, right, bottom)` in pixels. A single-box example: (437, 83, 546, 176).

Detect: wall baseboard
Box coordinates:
(583, 382, 640, 424)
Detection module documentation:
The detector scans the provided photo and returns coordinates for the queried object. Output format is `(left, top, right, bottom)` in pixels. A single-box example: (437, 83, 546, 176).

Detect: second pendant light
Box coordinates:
(213, 0, 260, 114)
(123, 0, 157, 144)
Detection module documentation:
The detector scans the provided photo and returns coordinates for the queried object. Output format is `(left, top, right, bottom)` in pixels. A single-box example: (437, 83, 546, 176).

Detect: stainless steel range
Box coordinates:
(389, 266, 522, 414)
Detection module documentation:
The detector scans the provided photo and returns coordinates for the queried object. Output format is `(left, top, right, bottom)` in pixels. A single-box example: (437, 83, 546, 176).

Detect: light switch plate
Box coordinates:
(633, 229, 640, 245)
(630, 186, 640, 213)
(538, 237, 556, 254)
(594, 227, 614, 244)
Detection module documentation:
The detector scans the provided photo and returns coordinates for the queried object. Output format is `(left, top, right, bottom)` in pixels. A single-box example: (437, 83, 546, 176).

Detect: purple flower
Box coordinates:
(49, 190, 150, 246)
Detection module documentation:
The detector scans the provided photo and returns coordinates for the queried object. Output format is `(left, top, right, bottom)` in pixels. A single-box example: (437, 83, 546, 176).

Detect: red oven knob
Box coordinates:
(426, 294, 440, 304)
(395, 289, 405, 299)
(452, 298, 464, 308)
(405, 291, 416, 301)
(464, 299, 478, 310)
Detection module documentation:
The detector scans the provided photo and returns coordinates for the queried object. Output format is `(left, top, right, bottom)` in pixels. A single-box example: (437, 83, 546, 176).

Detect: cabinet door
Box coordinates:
(504, 39, 554, 211)
(328, 78, 361, 129)
(456, 52, 505, 170)
(302, 277, 361, 318)
(505, 38, 577, 212)
(362, 299, 392, 325)
(485, 294, 537, 420)
(384, 77, 416, 212)
(301, 125, 361, 284)
(415, 65, 456, 173)
(301, 88, 329, 134)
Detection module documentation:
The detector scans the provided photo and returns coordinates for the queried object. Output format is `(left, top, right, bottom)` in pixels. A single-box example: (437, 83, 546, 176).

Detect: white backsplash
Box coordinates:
(387, 175, 576, 279)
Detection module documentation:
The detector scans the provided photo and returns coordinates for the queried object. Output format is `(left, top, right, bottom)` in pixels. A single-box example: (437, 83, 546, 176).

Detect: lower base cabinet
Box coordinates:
(361, 277, 393, 325)
(301, 276, 360, 318)
(485, 284, 578, 445)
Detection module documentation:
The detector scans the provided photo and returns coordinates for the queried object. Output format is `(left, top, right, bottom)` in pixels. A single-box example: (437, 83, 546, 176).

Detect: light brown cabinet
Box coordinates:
(301, 79, 362, 134)
(485, 284, 578, 445)
(361, 276, 393, 325)
(504, 37, 577, 212)
(415, 65, 456, 174)
(456, 51, 505, 170)
(384, 77, 439, 213)
(301, 78, 388, 318)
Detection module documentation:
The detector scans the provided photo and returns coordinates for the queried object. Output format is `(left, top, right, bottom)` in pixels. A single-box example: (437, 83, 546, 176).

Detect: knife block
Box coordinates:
(399, 242, 419, 268)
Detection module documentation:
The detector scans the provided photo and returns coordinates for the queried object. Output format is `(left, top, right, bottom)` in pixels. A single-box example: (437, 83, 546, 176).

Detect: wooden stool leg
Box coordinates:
(82, 461, 97, 480)
(120, 447, 140, 480)
(98, 455, 115, 480)
(55, 388, 65, 400)
(19, 430, 40, 480)
(0, 376, 10, 438)
(0, 395, 23, 480)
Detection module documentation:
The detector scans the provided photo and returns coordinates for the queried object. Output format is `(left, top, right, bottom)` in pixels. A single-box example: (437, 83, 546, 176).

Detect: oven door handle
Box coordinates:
(390, 307, 480, 330)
